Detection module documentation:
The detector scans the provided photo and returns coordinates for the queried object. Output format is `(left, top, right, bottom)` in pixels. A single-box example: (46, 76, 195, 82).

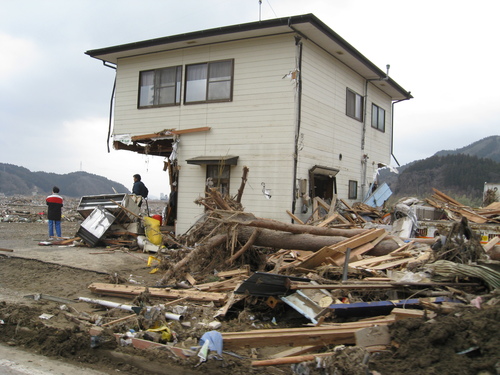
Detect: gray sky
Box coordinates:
(1, 0, 499, 198)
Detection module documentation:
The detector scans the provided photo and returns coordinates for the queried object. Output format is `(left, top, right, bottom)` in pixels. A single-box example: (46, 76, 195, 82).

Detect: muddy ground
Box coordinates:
(1, 208, 499, 374)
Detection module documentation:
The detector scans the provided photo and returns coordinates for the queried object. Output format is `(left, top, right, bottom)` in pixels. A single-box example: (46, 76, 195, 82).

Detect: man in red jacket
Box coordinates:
(46, 186, 64, 239)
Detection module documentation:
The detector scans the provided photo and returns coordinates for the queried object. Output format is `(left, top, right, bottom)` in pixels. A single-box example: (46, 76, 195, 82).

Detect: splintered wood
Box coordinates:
(284, 228, 388, 270)
(426, 188, 499, 224)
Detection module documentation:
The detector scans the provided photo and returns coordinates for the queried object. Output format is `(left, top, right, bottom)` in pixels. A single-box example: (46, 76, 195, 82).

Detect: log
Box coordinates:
(234, 225, 400, 254)
(222, 211, 367, 238)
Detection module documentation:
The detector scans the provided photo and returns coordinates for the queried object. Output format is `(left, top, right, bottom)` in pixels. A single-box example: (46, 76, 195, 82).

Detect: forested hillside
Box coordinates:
(391, 154, 500, 206)
(0, 163, 129, 197)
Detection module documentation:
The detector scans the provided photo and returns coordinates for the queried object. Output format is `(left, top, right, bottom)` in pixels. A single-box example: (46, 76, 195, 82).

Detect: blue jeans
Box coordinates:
(48, 220, 61, 238)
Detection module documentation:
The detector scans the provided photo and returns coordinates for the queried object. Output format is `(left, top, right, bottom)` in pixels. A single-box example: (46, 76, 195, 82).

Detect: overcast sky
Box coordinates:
(1, 0, 499, 198)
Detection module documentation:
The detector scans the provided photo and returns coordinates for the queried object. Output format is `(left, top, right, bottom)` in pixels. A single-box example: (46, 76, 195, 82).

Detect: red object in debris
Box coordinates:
(151, 214, 162, 226)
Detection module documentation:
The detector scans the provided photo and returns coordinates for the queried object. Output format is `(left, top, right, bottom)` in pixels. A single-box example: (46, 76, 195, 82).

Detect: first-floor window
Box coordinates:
(138, 66, 182, 108)
(185, 59, 234, 104)
(348, 180, 358, 199)
(206, 164, 230, 197)
(346, 88, 363, 121)
(371, 104, 385, 132)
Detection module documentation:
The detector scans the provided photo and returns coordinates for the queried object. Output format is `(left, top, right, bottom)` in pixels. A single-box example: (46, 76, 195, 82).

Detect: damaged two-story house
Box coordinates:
(85, 13, 412, 235)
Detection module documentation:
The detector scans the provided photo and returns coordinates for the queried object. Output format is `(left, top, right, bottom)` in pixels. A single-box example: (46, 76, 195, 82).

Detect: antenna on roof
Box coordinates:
(258, 0, 262, 21)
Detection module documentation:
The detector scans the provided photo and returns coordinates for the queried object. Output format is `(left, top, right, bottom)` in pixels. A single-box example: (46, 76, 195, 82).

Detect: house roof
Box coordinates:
(86, 13, 412, 100)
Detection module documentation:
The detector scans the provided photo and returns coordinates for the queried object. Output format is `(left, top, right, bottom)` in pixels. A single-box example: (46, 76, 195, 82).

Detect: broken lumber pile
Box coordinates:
(426, 188, 499, 224)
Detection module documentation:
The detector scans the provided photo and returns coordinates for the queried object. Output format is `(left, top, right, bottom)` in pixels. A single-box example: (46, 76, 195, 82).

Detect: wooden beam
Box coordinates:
(88, 283, 227, 305)
(296, 228, 386, 269)
(286, 210, 304, 225)
(222, 316, 395, 349)
(170, 126, 211, 135)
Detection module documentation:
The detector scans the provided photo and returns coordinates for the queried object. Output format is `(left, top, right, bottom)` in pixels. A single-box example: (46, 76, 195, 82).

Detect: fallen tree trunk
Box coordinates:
(235, 226, 400, 254)
(220, 211, 368, 238)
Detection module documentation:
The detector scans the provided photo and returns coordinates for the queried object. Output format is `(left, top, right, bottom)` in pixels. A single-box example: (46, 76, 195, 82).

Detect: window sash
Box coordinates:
(139, 66, 181, 108)
(186, 60, 233, 103)
(348, 180, 358, 199)
(371, 104, 385, 132)
(346, 88, 363, 121)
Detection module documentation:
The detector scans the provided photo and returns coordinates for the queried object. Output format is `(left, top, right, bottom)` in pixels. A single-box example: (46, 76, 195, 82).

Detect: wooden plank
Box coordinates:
(252, 352, 334, 366)
(370, 258, 411, 270)
(131, 127, 211, 141)
(349, 253, 408, 268)
(297, 228, 386, 270)
(315, 197, 331, 212)
(390, 308, 426, 320)
(221, 316, 395, 349)
(267, 345, 323, 359)
(335, 242, 376, 266)
(217, 267, 250, 278)
(389, 241, 414, 254)
(196, 276, 245, 292)
(431, 188, 463, 206)
(88, 283, 227, 305)
(170, 126, 211, 135)
(185, 273, 197, 286)
(484, 236, 500, 252)
(286, 210, 304, 225)
(312, 197, 320, 221)
(316, 214, 339, 228)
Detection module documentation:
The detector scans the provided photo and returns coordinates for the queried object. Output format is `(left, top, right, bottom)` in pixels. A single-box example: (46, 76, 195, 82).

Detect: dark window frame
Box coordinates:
(206, 164, 231, 197)
(184, 59, 234, 105)
(346, 88, 364, 122)
(348, 180, 358, 199)
(371, 103, 386, 132)
(138, 65, 182, 109)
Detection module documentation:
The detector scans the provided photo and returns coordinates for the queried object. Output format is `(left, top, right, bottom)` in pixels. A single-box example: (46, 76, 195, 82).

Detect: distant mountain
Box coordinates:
(434, 135, 500, 162)
(393, 154, 500, 205)
(0, 163, 130, 197)
(379, 135, 500, 206)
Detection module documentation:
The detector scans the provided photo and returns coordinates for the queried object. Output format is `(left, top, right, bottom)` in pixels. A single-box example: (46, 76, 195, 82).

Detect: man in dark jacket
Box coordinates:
(46, 186, 63, 239)
(132, 174, 149, 206)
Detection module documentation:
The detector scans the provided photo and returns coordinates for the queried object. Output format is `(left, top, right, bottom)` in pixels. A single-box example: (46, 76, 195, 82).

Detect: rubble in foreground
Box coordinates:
(0, 188, 499, 375)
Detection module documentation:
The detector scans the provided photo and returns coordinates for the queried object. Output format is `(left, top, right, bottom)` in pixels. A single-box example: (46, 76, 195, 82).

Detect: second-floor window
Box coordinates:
(346, 88, 363, 122)
(185, 59, 234, 104)
(138, 66, 182, 108)
(371, 104, 385, 132)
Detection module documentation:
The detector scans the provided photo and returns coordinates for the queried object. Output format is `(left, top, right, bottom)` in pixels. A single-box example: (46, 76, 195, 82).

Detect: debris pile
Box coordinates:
(60, 186, 500, 374)
(0, 195, 81, 223)
(5, 185, 499, 374)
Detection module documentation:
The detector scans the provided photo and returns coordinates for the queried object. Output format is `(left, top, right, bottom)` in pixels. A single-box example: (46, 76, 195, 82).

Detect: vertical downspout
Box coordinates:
(291, 35, 303, 216)
(103, 61, 117, 153)
(360, 80, 369, 199)
(390, 97, 411, 166)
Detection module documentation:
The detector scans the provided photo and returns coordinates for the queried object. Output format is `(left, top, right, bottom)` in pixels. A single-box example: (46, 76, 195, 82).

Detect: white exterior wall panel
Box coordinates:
(295, 41, 394, 208)
(112, 35, 299, 233)
(109, 29, 401, 233)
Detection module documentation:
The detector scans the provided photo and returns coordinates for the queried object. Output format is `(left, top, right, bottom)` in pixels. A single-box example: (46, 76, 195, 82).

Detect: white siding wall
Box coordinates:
(114, 35, 299, 233)
(112, 33, 395, 233)
(297, 40, 393, 215)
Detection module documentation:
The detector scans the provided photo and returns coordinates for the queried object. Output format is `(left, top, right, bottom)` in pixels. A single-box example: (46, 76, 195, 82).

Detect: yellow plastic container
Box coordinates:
(143, 217, 162, 245)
